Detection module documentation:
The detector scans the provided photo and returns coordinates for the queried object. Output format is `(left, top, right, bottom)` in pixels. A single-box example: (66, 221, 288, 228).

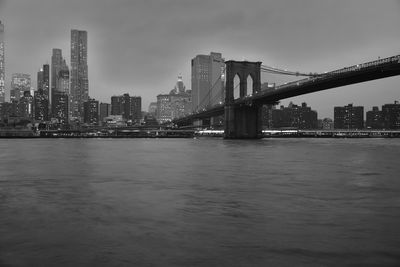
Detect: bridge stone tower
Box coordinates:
(225, 60, 263, 139)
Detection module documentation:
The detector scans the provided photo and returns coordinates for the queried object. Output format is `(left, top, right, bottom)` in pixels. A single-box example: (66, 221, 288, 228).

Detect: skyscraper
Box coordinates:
(51, 49, 63, 100)
(42, 64, 50, 99)
(70, 29, 88, 121)
(191, 52, 224, 112)
(0, 20, 5, 103)
(52, 59, 69, 123)
(83, 98, 99, 125)
(34, 64, 50, 121)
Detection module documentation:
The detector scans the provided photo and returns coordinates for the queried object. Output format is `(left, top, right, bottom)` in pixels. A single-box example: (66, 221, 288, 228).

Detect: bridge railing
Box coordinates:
(273, 54, 400, 91)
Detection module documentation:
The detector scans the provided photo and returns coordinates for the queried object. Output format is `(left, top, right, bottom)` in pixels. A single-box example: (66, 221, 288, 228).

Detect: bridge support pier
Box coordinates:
(225, 104, 262, 139)
(224, 60, 263, 139)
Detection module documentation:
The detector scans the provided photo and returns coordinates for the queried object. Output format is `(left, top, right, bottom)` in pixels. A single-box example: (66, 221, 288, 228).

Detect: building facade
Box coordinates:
(52, 92, 69, 124)
(263, 102, 318, 129)
(382, 101, 400, 129)
(51, 49, 63, 99)
(110, 94, 142, 124)
(18, 91, 34, 120)
(99, 102, 111, 124)
(70, 29, 88, 121)
(366, 106, 383, 129)
(334, 104, 364, 129)
(156, 76, 192, 123)
(34, 89, 49, 121)
(0, 20, 5, 103)
(191, 52, 224, 112)
(10, 73, 31, 102)
(83, 98, 99, 125)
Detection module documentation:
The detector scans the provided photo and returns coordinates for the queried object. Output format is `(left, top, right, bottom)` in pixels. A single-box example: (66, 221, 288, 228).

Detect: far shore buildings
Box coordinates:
(156, 75, 192, 123)
(334, 104, 364, 129)
(111, 93, 142, 124)
(263, 102, 318, 129)
(366, 101, 400, 129)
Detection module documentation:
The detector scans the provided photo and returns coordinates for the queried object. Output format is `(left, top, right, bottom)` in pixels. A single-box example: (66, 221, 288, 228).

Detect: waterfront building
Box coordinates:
(0, 102, 11, 121)
(83, 98, 99, 125)
(366, 106, 383, 129)
(0, 20, 5, 103)
(262, 104, 274, 128)
(110, 94, 142, 124)
(334, 104, 364, 129)
(51, 60, 69, 121)
(156, 75, 192, 123)
(267, 102, 318, 129)
(70, 29, 88, 121)
(34, 89, 49, 121)
(10, 73, 31, 102)
(191, 52, 224, 112)
(111, 95, 122, 116)
(18, 91, 34, 120)
(321, 118, 334, 130)
(52, 92, 69, 124)
(99, 103, 111, 124)
(156, 94, 171, 123)
(382, 101, 400, 129)
(148, 102, 157, 117)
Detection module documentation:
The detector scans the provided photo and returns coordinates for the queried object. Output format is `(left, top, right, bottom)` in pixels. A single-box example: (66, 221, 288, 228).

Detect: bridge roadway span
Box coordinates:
(174, 55, 400, 126)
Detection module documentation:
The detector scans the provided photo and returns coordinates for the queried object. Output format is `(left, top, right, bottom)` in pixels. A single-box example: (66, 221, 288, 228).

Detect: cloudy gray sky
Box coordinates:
(0, 0, 399, 118)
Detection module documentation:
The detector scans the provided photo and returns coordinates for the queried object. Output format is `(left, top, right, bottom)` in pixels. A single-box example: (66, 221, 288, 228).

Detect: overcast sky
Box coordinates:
(1, 0, 399, 118)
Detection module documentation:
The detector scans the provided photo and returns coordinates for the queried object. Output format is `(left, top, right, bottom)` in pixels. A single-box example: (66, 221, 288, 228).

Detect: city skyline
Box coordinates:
(0, 0, 399, 118)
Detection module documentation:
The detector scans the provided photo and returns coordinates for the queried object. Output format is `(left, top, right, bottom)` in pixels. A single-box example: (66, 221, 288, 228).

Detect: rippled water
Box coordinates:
(1, 138, 400, 266)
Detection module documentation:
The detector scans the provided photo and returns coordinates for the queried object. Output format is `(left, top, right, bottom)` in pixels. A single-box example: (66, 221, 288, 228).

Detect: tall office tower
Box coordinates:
(51, 49, 63, 103)
(52, 92, 69, 124)
(191, 52, 224, 112)
(10, 73, 31, 102)
(42, 64, 50, 99)
(57, 60, 69, 94)
(83, 98, 99, 125)
(70, 29, 88, 121)
(34, 89, 49, 121)
(37, 68, 44, 92)
(111, 95, 122, 115)
(18, 91, 34, 120)
(334, 104, 364, 129)
(0, 20, 5, 103)
(52, 60, 69, 122)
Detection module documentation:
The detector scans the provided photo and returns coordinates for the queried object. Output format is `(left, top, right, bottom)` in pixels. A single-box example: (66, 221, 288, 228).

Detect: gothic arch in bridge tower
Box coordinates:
(225, 61, 262, 104)
(224, 60, 263, 139)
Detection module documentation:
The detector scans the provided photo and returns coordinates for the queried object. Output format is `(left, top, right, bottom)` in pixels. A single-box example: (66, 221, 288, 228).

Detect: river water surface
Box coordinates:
(1, 138, 400, 266)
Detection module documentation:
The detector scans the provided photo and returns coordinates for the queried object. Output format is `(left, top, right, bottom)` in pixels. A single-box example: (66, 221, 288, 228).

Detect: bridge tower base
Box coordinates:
(224, 60, 263, 139)
(224, 104, 263, 139)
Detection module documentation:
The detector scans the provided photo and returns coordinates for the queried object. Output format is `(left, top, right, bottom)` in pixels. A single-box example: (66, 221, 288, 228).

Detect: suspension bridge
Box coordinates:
(173, 54, 400, 139)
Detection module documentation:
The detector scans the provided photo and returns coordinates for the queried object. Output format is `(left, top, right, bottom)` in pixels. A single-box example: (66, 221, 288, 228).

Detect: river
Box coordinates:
(1, 138, 400, 266)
